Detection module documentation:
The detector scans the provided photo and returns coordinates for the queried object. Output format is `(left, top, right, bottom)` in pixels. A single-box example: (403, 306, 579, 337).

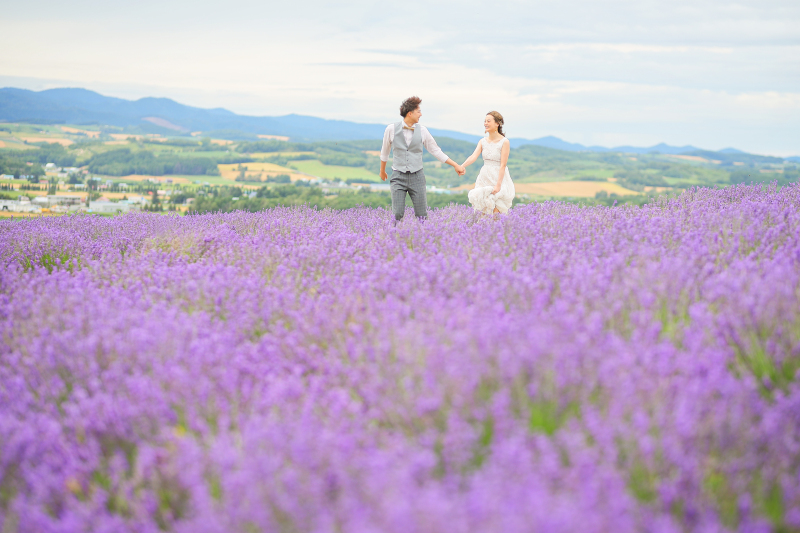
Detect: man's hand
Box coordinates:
(380, 170, 388, 181)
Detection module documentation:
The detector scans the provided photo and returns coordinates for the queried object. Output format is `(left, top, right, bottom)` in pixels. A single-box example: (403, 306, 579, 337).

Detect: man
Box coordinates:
(380, 96, 465, 222)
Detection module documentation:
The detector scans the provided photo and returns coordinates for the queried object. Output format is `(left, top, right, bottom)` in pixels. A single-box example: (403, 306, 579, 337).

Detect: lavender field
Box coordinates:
(1, 185, 799, 533)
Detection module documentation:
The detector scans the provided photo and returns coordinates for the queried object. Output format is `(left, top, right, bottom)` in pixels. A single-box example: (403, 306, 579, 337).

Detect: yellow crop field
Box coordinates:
(257, 134, 290, 141)
(45, 191, 86, 198)
(60, 126, 101, 138)
(218, 162, 307, 182)
(667, 154, 721, 164)
(211, 139, 233, 146)
(0, 212, 60, 218)
(20, 137, 74, 146)
(0, 138, 33, 150)
(94, 192, 137, 200)
(0, 141, 5, 148)
(363, 150, 381, 157)
(516, 181, 639, 197)
(455, 181, 640, 198)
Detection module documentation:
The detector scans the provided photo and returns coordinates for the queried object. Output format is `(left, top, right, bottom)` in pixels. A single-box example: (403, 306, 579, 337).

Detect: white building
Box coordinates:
(31, 195, 84, 207)
(0, 199, 43, 213)
(52, 196, 83, 206)
(125, 195, 147, 205)
(88, 201, 138, 214)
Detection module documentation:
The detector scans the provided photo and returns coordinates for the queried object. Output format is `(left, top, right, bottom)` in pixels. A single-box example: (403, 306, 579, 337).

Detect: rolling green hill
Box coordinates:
(0, 122, 797, 206)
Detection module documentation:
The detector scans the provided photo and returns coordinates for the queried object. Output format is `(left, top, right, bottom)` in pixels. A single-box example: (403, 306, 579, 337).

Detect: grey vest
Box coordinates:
(392, 122, 424, 173)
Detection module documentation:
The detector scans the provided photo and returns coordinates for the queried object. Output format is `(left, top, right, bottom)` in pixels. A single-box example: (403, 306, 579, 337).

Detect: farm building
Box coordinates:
(32, 196, 84, 207)
(0, 199, 43, 213)
(88, 201, 137, 214)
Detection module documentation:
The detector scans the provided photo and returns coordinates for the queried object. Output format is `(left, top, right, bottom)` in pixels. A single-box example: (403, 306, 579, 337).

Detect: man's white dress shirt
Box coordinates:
(380, 123, 449, 171)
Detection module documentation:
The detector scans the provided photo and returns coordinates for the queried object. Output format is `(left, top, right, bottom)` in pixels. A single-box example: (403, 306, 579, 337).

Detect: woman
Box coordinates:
(462, 111, 515, 214)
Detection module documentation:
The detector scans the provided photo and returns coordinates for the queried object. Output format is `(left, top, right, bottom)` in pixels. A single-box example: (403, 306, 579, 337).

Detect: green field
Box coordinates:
(0, 122, 796, 211)
(289, 160, 380, 182)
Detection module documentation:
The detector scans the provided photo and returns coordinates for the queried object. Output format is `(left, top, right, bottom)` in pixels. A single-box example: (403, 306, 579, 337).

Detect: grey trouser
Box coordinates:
(390, 169, 427, 220)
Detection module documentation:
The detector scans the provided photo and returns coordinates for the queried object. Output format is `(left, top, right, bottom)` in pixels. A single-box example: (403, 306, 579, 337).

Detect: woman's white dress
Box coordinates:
(468, 137, 515, 214)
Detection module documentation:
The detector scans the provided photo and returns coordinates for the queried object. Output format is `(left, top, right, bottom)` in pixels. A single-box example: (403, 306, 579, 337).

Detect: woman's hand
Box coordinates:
(491, 182, 502, 195)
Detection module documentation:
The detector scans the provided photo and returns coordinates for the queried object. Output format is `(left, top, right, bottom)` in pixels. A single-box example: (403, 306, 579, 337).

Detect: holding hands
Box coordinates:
(445, 158, 466, 176)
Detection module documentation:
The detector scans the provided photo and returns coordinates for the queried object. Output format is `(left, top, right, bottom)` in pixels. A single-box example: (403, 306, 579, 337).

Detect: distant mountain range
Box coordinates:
(0, 87, 795, 161)
(510, 135, 711, 155)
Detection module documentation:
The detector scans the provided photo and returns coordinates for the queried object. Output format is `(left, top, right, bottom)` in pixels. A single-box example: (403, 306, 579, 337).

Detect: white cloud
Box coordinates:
(0, 0, 798, 154)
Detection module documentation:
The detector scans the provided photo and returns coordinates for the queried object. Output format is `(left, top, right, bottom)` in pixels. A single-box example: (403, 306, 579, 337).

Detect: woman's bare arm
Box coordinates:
(492, 139, 510, 194)
(461, 141, 483, 168)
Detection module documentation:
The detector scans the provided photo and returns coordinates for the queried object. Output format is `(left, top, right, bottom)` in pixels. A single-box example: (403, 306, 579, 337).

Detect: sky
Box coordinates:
(1, 0, 799, 155)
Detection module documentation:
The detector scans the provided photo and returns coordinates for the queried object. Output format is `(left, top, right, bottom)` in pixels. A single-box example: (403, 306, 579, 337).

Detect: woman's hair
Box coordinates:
(400, 96, 422, 118)
(486, 111, 505, 137)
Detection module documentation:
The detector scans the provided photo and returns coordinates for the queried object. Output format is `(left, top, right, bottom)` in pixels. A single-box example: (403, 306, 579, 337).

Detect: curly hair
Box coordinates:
(487, 111, 505, 137)
(400, 96, 422, 118)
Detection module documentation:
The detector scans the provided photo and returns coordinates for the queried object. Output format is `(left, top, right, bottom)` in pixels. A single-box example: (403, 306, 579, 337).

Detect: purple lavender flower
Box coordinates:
(0, 185, 798, 532)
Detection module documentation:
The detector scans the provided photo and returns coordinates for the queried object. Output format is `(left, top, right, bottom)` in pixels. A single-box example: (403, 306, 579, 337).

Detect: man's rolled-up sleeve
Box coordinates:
(422, 127, 449, 163)
(380, 125, 393, 162)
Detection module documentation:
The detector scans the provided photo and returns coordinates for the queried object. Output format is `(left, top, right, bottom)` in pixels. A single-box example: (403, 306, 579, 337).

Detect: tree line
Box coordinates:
(0, 145, 77, 177)
(188, 185, 471, 213)
(728, 168, 799, 186)
(86, 149, 252, 176)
